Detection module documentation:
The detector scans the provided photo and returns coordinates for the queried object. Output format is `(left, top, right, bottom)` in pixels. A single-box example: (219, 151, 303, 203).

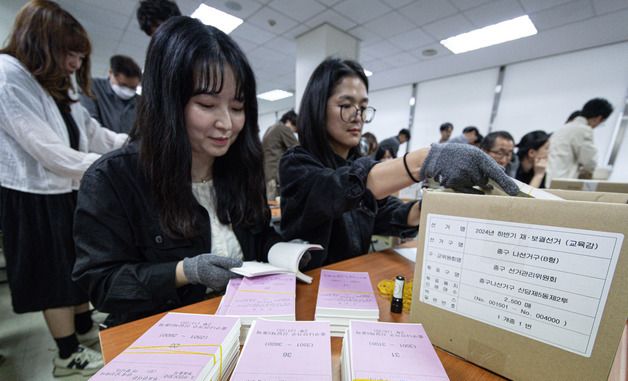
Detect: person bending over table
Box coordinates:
(73, 17, 279, 327)
(279, 58, 517, 269)
(0, 1, 128, 376)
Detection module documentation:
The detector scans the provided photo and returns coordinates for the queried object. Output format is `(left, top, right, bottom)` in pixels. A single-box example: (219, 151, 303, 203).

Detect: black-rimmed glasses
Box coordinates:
(339, 104, 376, 123)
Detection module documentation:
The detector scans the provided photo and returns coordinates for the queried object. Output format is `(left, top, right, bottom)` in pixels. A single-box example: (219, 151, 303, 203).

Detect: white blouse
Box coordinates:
(191, 180, 244, 261)
(0, 54, 127, 194)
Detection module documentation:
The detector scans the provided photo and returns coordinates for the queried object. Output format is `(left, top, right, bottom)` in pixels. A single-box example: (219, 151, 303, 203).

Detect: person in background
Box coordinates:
(439, 122, 453, 143)
(262, 110, 298, 200)
(360, 132, 378, 157)
(480, 131, 516, 170)
(137, 0, 181, 36)
(565, 110, 581, 123)
(548, 98, 613, 182)
(378, 128, 410, 158)
(79, 55, 141, 133)
(448, 125, 481, 145)
(0, 0, 127, 376)
(374, 146, 394, 161)
(73, 17, 279, 328)
(515, 130, 551, 188)
(279, 57, 517, 268)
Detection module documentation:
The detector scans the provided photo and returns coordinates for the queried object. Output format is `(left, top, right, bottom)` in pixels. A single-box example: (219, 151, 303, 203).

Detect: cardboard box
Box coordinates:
(550, 178, 628, 194)
(547, 189, 628, 204)
(409, 191, 628, 381)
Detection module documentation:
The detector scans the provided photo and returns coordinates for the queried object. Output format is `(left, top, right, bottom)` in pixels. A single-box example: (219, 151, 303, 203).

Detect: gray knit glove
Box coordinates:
(182, 254, 242, 289)
(419, 143, 519, 195)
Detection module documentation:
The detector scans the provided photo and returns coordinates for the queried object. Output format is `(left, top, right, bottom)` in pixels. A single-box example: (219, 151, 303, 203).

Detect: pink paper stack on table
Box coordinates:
(91, 313, 241, 381)
(231, 319, 332, 381)
(216, 273, 296, 341)
(341, 320, 450, 381)
(315, 269, 380, 336)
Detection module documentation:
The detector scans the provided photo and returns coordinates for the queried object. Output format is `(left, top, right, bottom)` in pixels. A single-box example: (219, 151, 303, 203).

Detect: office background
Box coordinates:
(1, 0, 627, 180)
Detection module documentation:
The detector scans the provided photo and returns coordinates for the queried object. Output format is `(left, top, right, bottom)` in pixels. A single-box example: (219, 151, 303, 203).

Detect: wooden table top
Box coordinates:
(99, 247, 506, 380)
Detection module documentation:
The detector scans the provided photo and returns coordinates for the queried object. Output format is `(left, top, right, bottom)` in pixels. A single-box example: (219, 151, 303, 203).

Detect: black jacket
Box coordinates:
(72, 142, 279, 326)
(279, 146, 418, 269)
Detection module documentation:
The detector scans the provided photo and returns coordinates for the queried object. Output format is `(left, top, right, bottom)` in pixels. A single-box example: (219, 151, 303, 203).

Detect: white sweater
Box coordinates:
(0, 54, 127, 194)
(547, 116, 597, 184)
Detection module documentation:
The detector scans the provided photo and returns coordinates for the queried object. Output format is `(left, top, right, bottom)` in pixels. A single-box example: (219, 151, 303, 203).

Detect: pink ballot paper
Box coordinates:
(231, 320, 332, 381)
(221, 273, 296, 322)
(215, 277, 242, 315)
(316, 270, 379, 315)
(91, 313, 240, 381)
(348, 321, 450, 381)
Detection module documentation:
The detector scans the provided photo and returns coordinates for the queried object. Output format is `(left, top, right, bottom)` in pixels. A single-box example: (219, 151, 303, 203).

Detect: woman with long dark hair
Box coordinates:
(279, 58, 517, 268)
(0, 0, 127, 376)
(515, 130, 551, 188)
(73, 17, 278, 327)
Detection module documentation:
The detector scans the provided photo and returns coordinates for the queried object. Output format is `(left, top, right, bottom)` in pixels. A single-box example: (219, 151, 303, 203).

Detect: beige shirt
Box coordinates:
(191, 181, 243, 261)
(262, 121, 299, 184)
(547, 116, 597, 184)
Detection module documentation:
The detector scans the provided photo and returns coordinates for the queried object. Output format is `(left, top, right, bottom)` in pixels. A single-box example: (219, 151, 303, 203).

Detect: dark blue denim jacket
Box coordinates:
(72, 142, 279, 326)
(279, 146, 418, 269)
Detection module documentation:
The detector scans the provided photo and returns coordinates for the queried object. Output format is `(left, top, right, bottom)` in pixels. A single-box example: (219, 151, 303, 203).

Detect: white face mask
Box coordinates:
(110, 82, 136, 100)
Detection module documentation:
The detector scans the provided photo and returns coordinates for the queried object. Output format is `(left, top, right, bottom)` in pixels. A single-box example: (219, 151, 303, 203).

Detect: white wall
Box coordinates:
(493, 41, 628, 166)
(411, 68, 499, 151)
(362, 84, 413, 149)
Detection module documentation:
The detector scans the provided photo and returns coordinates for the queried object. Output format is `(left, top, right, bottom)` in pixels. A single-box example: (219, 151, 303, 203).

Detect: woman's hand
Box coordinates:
(177, 254, 242, 289)
(420, 143, 519, 195)
(534, 156, 548, 175)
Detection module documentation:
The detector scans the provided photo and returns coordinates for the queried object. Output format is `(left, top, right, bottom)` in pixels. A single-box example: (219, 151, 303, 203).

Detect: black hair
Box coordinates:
(440, 122, 453, 132)
(399, 128, 411, 140)
(298, 57, 369, 169)
(374, 147, 393, 160)
(580, 98, 613, 120)
(133, 16, 266, 238)
(565, 110, 581, 123)
(280, 110, 297, 125)
(516, 130, 550, 160)
(462, 126, 479, 135)
(110, 54, 142, 79)
(137, 0, 181, 36)
(479, 131, 514, 151)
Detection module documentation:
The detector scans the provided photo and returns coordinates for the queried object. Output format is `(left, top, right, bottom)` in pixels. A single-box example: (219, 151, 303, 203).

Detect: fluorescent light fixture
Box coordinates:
(191, 3, 243, 34)
(364, 69, 373, 77)
(440, 15, 537, 54)
(409, 97, 415, 106)
(257, 89, 293, 101)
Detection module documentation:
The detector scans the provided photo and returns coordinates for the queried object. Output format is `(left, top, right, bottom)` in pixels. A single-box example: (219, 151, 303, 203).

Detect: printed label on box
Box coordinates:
(419, 213, 624, 357)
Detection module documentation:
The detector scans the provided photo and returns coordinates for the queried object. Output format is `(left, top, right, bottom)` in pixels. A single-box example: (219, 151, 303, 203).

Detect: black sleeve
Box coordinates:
(72, 168, 181, 315)
(236, 212, 283, 263)
(279, 148, 377, 239)
(373, 196, 419, 238)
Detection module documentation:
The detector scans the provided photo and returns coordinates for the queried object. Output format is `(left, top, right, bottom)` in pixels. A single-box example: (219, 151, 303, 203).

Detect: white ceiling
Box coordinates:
(2, 0, 628, 113)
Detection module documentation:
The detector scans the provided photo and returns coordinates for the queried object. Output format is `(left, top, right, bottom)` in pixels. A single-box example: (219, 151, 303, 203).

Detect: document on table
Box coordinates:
(394, 247, 417, 262)
(419, 213, 624, 357)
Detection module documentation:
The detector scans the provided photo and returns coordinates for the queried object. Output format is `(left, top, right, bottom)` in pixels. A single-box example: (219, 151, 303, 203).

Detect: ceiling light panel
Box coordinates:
(440, 15, 537, 54)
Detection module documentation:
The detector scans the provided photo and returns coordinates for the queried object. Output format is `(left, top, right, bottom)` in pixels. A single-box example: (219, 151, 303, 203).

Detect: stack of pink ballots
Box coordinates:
(231, 319, 332, 381)
(315, 270, 380, 336)
(341, 320, 450, 381)
(216, 273, 296, 341)
(91, 313, 241, 380)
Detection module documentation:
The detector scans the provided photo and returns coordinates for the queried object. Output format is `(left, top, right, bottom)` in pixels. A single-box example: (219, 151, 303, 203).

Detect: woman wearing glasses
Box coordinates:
(279, 57, 518, 268)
